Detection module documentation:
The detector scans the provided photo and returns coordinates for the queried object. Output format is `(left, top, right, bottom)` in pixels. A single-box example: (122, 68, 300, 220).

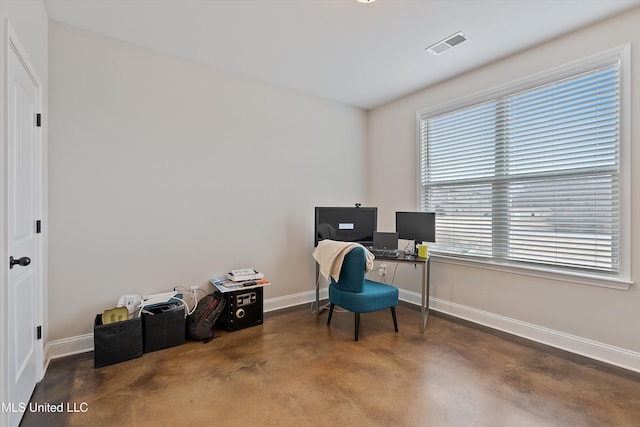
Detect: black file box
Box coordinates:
(142, 303, 186, 353)
(94, 314, 142, 368)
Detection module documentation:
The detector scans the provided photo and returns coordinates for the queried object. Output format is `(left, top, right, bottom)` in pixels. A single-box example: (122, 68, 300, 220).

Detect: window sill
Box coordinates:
(430, 253, 633, 291)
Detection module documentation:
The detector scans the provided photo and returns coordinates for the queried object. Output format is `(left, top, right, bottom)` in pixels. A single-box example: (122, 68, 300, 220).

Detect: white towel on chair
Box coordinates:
(312, 240, 374, 282)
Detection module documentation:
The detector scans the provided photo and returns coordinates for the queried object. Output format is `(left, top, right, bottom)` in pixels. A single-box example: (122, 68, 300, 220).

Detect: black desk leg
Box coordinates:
(421, 257, 430, 332)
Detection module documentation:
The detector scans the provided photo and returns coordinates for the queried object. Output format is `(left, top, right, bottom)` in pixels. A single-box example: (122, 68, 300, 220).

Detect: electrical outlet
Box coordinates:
(117, 294, 141, 315)
(379, 264, 387, 277)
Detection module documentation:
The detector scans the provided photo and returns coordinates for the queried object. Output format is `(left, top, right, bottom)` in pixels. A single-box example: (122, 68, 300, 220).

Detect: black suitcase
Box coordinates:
(187, 289, 226, 343)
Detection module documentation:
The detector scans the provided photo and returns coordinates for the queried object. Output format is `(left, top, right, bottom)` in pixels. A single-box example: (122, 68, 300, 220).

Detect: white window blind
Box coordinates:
(419, 60, 620, 275)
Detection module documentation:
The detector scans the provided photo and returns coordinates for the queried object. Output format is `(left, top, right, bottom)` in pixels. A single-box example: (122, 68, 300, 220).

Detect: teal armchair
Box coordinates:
(327, 246, 399, 341)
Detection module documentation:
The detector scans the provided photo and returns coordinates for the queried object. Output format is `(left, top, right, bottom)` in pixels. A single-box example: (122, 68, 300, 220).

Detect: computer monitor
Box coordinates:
(396, 211, 436, 250)
(315, 207, 377, 246)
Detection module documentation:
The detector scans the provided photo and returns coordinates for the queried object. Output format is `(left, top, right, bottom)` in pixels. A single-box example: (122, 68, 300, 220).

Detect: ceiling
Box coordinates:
(43, 0, 640, 110)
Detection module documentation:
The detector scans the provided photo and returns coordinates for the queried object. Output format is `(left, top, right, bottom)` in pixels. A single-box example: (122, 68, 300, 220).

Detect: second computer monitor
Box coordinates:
(396, 211, 436, 244)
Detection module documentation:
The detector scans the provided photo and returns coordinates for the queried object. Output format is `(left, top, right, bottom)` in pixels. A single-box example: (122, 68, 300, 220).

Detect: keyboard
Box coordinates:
(370, 248, 400, 259)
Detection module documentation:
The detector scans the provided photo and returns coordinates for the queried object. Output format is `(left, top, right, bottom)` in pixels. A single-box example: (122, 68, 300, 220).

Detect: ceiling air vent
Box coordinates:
(426, 31, 468, 55)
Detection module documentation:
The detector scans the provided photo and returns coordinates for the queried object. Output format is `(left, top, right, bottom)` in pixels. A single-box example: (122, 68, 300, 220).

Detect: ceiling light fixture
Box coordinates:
(357, 0, 376, 3)
(425, 31, 468, 55)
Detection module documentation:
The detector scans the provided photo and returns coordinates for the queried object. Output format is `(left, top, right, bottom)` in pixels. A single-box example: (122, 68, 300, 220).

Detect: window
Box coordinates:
(418, 48, 629, 284)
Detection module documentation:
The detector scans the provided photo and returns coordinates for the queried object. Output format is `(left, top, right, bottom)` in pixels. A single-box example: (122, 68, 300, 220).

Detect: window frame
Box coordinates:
(415, 45, 632, 290)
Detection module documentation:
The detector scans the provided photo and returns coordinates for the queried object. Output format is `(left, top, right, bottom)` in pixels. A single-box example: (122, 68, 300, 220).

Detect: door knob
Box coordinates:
(9, 256, 31, 269)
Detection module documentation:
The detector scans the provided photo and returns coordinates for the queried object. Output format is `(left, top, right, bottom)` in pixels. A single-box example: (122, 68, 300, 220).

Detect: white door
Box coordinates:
(6, 30, 42, 427)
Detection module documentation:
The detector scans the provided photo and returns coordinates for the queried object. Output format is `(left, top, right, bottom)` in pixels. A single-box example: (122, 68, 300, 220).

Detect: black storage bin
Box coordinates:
(94, 314, 142, 368)
(142, 303, 186, 353)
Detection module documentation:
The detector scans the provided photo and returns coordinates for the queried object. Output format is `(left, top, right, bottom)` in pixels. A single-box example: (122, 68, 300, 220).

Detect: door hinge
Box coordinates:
(36, 113, 42, 127)
(36, 326, 42, 340)
(36, 220, 42, 234)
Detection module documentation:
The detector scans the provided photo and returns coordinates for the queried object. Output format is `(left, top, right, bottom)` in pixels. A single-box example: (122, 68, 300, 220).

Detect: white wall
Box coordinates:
(48, 21, 367, 342)
(367, 8, 640, 369)
(0, 0, 49, 422)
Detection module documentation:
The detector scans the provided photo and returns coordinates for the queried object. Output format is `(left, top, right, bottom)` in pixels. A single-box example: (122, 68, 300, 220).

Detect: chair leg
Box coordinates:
(391, 307, 398, 332)
(327, 303, 335, 326)
(354, 312, 360, 341)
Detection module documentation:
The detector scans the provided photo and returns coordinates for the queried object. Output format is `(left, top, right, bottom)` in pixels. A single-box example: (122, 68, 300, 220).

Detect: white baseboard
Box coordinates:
(263, 288, 327, 313)
(424, 294, 640, 374)
(45, 288, 640, 374)
(44, 333, 94, 366)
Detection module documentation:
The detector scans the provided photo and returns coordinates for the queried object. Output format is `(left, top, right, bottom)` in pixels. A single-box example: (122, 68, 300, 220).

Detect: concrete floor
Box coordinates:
(21, 304, 640, 426)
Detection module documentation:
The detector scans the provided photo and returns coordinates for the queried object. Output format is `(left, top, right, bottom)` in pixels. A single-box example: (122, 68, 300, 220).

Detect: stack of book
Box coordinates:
(210, 276, 271, 293)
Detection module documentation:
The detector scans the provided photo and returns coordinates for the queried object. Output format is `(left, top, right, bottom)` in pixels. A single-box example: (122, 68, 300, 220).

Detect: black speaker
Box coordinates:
(221, 286, 263, 332)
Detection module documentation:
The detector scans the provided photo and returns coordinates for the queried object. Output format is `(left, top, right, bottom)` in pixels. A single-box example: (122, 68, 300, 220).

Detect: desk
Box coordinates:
(315, 254, 430, 332)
